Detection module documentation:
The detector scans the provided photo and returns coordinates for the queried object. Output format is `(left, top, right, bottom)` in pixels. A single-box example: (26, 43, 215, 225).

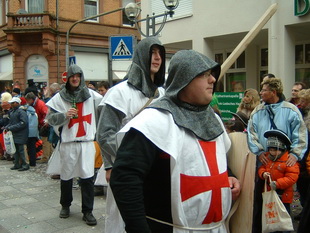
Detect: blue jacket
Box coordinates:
(25, 105, 39, 138)
(6, 106, 29, 144)
(247, 100, 307, 161)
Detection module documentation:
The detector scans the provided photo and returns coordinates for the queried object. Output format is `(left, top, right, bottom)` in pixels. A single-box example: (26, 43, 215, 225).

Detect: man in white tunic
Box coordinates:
(110, 50, 241, 233)
(96, 37, 166, 232)
(46, 64, 102, 226)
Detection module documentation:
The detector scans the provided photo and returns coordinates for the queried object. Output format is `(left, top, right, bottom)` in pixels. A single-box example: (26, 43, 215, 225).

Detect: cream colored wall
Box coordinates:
(142, 0, 310, 97)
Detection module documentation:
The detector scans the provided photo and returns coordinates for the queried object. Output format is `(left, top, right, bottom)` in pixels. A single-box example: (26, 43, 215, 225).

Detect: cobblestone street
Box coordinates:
(0, 158, 304, 232)
(0, 160, 106, 233)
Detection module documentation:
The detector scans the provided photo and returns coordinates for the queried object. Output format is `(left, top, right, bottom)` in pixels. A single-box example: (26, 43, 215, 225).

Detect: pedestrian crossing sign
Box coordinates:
(110, 35, 134, 60)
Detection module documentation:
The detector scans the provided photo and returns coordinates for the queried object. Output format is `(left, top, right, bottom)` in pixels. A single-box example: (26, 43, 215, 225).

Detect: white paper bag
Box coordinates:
(46, 142, 61, 175)
(94, 164, 108, 186)
(262, 176, 294, 233)
(4, 131, 16, 155)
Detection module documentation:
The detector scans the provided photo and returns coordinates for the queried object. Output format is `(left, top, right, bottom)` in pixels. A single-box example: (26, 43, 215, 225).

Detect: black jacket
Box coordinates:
(6, 106, 28, 144)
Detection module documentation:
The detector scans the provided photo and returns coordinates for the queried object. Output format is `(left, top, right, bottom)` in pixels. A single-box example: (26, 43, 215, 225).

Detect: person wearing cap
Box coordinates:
(45, 64, 102, 226)
(5, 97, 29, 171)
(12, 87, 27, 106)
(87, 81, 97, 91)
(25, 92, 50, 163)
(110, 50, 240, 233)
(24, 79, 38, 96)
(0, 92, 12, 160)
(258, 129, 299, 214)
(247, 77, 307, 233)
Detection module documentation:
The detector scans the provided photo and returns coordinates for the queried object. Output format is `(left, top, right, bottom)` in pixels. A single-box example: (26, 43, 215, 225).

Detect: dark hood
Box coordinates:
(126, 37, 166, 98)
(150, 50, 223, 141)
(60, 64, 91, 103)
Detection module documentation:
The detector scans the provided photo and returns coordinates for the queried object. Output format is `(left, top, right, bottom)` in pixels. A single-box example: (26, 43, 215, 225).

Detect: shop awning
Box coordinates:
(0, 71, 13, 81)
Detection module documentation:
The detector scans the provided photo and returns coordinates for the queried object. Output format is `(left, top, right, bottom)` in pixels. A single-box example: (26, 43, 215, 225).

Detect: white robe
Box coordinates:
(115, 108, 232, 233)
(46, 90, 102, 180)
(100, 81, 165, 233)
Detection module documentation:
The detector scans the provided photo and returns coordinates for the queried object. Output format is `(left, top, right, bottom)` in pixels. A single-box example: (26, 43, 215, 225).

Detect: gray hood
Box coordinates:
(150, 50, 223, 141)
(60, 64, 91, 103)
(126, 37, 166, 98)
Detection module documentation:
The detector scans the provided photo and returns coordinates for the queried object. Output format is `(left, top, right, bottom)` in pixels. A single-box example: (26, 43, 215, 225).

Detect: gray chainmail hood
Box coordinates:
(126, 37, 166, 98)
(60, 64, 91, 103)
(150, 50, 223, 141)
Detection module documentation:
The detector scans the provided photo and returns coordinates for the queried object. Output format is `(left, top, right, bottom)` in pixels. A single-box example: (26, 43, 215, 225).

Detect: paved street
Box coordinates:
(0, 160, 106, 233)
(0, 158, 303, 233)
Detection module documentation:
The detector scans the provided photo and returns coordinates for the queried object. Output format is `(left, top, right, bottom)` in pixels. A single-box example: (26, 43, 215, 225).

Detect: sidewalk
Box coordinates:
(0, 160, 106, 233)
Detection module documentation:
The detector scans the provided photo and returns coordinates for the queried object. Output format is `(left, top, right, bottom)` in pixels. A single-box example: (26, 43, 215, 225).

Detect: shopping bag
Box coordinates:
(94, 164, 108, 186)
(262, 176, 294, 233)
(4, 131, 16, 155)
(46, 142, 61, 175)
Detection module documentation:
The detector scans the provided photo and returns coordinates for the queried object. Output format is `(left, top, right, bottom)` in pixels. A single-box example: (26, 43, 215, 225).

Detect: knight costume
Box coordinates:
(110, 50, 233, 233)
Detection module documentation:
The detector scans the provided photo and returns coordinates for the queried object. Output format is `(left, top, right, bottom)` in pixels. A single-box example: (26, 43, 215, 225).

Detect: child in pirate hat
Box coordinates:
(258, 129, 300, 213)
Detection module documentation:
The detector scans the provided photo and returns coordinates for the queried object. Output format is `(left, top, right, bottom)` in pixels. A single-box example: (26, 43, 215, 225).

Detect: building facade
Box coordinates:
(0, 0, 140, 92)
(141, 0, 310, 97)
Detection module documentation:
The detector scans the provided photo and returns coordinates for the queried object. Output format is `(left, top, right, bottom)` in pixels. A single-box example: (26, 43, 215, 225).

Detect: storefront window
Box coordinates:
(261, 48, 268, 67)
(295, 68, 310, 89)
(215, 53, 223, 65)
(295, 44, 304, 64)
(236, 52, 245, 68)
(295, 43, 310, 86)
(214, 51, 246, 92)
(226, 72, 246, 92)
(306, 44, 310, 64)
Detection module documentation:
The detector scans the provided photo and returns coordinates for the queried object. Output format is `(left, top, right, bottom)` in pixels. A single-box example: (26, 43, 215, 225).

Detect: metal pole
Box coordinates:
(65, 7, 124, 71)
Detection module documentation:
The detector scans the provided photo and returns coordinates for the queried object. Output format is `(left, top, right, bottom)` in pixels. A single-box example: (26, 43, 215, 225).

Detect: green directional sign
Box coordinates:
(215, 92, 243, 122)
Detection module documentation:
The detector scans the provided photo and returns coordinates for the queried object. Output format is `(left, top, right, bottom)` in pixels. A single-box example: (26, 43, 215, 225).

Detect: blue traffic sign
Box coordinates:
(110, 36, 134, 60)
(69, 56, 76, 66)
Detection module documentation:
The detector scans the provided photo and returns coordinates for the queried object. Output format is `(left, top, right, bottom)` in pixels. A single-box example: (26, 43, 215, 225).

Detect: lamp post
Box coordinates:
(65, 7, 127, 70)
(65, 1, 178, 70)
(125, 0, 179, 37)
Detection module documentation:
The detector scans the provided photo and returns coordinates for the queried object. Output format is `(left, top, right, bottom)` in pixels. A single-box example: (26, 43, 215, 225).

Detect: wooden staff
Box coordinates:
(219, 3, 278, 81)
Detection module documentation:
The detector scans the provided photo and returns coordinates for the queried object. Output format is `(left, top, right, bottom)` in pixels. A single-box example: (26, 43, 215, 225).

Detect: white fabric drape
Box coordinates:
(28, 0, 44, 13)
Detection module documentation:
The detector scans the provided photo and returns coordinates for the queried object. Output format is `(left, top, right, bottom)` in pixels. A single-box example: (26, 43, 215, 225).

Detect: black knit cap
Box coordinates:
(12, 88, 21, 95)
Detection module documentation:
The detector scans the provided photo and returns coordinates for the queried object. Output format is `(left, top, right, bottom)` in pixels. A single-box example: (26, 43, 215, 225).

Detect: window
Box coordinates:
(151, 0, 193, 23)
(27, 0, 44, 13)
(0, 0, 8, 25)
(122, 0, 135, 26)
(295, 43, 310, 88)
(84, 0, 98, 22)
(0, 0, 3, 25)
(259, 48, 268, 83)
(214, 51, 246, 92)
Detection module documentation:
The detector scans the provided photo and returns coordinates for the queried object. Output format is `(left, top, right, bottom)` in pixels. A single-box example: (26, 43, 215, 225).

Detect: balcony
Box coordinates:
(3, 13, 57, 55)
(5, 13, 57, 32)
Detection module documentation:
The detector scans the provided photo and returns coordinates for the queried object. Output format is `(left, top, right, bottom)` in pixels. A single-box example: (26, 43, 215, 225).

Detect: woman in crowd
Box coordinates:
(237, 88, 260, 118)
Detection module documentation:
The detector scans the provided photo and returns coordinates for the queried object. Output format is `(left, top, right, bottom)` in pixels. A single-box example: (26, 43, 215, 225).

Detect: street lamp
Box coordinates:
(65, 4, 140, 70)
(125, 0, 179, 37)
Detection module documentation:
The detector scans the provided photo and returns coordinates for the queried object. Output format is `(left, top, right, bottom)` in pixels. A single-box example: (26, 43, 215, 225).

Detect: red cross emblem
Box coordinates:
(180, 141, 230, 224)
(68, 102, 92, 137)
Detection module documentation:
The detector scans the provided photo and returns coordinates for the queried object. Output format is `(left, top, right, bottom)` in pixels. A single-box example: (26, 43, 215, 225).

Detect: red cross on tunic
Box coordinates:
(180, 141, 230, 225)
(68, 102, 92, 137)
